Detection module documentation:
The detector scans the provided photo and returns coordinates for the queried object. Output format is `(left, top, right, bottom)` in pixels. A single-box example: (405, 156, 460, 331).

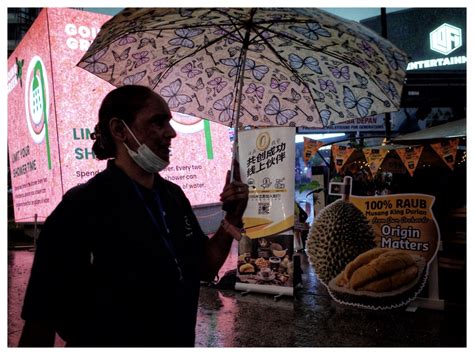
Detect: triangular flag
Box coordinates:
(395, 146, 424, 176)
(363, 148, 389, 176)
(332, 144, 355, 174)
(303, 137, 323, 163)
(430, 138, 459, 170)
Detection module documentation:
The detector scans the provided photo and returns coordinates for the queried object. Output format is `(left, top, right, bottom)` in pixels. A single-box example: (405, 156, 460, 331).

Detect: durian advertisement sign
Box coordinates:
(307, 176, 440, 309)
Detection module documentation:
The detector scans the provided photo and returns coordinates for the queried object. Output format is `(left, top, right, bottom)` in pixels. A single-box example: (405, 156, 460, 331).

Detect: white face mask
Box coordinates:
(122, 120, 170, 173)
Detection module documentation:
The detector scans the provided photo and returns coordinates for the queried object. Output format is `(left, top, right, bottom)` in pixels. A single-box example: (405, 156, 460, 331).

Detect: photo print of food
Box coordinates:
(237, 234, 294, 291)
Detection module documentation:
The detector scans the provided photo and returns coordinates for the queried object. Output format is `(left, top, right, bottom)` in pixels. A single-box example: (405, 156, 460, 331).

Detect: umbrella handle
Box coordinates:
(230, 135, 239, 183)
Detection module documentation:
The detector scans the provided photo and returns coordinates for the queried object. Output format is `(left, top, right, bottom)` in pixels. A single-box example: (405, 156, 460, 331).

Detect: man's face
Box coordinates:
(128, 93, 177, 162)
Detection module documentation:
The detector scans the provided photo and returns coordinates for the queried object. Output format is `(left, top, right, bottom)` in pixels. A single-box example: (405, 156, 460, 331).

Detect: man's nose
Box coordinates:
(165, 122, 177, 138)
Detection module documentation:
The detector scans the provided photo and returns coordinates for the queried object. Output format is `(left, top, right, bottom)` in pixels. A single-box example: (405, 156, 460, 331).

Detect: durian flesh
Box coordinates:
(306, 199, 376, 285)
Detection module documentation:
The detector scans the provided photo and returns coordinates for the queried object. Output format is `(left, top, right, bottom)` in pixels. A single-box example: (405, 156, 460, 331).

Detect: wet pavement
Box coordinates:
(8, 242, 466, 347)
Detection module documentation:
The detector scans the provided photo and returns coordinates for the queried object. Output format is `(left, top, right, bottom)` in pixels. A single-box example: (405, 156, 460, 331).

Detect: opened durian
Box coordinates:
(306, 198, 376, 285)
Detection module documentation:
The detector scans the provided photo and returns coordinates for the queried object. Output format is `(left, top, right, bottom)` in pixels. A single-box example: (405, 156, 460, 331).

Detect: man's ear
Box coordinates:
(109, 118, 127, 142)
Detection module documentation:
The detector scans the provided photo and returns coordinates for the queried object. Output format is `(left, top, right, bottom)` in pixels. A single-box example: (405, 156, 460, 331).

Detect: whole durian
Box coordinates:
(306, 198, 376, 285)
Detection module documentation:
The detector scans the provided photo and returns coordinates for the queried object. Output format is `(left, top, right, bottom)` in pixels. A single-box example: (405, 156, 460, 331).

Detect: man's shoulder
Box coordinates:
(63, 167, 116, 202)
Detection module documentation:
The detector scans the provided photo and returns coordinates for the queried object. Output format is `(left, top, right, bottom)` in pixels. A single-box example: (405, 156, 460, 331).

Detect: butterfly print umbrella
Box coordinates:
(78, 8, 408, 135)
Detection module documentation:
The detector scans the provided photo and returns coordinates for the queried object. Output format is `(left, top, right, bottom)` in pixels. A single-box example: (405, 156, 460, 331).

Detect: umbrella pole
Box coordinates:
(230, 11, 255, 182)
(381, 8, 392, 143)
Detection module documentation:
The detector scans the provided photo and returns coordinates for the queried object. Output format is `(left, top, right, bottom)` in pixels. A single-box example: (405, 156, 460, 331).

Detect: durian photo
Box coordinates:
(306, 177, 429, 309)
(306, 177, 376, 285)
(327, 248, 427, 309)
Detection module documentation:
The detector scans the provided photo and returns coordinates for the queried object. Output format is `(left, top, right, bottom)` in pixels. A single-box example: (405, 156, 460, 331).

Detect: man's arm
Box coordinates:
(201, 161, 249, 280)
(18, 320, 56, 347)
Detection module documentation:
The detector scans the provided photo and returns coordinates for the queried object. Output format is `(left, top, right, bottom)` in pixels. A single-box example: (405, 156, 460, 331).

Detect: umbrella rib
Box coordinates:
(152, 13, 256, 88)
(254, 23, 350, 64)
(85, 9, 252, 58)
(253, 22, 404, 110)
(153, 24, 248, 88)
(117, 8, 257, 33)
(251, 25, 327, 127)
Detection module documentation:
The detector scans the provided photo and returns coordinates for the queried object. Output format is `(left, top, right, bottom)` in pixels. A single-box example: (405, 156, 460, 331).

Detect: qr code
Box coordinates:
(258, 202, 270, 215)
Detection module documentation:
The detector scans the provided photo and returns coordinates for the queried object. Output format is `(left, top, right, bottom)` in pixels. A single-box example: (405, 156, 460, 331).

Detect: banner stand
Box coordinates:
(235, 282, 293, 298)
(236, 127, 296, 298)
(327, 177, 443, 311)
(407, 254, 445, 311)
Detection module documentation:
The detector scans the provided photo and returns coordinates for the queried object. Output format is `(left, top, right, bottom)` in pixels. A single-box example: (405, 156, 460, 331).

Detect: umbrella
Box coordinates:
(392, 118, 466, 145)
(77, 8, 408, 174)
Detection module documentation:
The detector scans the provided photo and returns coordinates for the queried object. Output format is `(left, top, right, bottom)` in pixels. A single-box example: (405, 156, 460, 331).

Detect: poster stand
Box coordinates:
(327, 177, 443, 311)
(235, 282, 293, 298)
(407, 253, 445, 311)
(235, 127, 296, 299)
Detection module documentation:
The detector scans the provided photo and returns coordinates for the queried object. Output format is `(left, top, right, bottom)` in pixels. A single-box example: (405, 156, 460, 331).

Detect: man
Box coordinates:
(19, 85, 249, 347)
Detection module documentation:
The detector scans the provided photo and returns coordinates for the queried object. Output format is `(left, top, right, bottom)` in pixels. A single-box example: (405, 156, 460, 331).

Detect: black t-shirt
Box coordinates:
(21, 160, 208, 347)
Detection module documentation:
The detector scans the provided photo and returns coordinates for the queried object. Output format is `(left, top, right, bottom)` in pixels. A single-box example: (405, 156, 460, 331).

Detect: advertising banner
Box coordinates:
(350, 194, 440, 263)
(332, 144, 355, 174)
(7, 10, 66, 223)
(395, 146, 424, 176)
(430, 138, 459, 170)
(239, 127, 295, 238)
(308, 177, 440, 309)
(303, 137, 323, 164)
(236, 127, 295, 296)
(298, 114, 387, 133)
(362, 148, 389, 176)
(8, 9, 233, 223)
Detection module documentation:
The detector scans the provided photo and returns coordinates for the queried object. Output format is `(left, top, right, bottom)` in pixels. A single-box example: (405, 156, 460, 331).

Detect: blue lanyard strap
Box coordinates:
(131, 181, 183, 281)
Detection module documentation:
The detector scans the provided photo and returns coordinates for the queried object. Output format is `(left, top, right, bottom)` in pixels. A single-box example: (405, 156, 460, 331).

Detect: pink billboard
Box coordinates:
(8, 8, 232, 223)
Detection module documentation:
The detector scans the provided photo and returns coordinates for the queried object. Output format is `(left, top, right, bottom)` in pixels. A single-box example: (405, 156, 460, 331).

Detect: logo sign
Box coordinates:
(24, 55, 49, 143)
(24, 55, 52, 169)
(256, 131, 271, 151)
(430, 23, 462, 55)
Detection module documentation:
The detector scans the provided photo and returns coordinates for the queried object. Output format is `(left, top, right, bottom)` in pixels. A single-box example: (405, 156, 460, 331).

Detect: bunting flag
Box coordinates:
(430, 138, 459, 170)
(303, 137, 324, 164)
(395, 146, 424, 176)
(362, 148, 389, 176)
(331, 144, 355, 174)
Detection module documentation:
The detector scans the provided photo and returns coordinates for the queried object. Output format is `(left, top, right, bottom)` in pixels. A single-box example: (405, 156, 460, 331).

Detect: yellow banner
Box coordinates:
(395, 146, 424, 176)
(243, 215, 294, 239)
(362, 148, 389, 176)
(430, 138, 459, 170)
(303, 137, 323, 164)
(350, 194, 440, 263)
(332, 145, 355, 174)
(239, 127, 295, 238)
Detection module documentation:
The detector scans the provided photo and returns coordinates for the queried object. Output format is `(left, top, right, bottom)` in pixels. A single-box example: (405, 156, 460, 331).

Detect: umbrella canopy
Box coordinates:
(392, 118, 466, 144)
(78, 8, 408, 130)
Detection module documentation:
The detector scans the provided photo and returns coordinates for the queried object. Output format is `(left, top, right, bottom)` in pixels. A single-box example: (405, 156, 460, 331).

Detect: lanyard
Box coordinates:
(131, 181, 183, 281)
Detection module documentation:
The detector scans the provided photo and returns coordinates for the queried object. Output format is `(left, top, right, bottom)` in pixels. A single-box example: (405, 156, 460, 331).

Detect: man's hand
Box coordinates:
(220, 159, 249, 226)
(201, 159, 249, 281)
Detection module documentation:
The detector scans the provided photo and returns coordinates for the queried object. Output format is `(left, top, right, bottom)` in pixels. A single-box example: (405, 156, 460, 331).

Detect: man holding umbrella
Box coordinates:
(19, 85, 249, 347)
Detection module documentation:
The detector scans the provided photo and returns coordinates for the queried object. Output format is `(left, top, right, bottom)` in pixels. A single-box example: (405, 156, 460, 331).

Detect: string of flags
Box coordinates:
(303, 137, 462, 176)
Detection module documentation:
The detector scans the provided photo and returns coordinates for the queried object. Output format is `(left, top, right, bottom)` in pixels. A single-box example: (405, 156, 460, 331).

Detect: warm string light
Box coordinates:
(457, 150, 467, 165)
